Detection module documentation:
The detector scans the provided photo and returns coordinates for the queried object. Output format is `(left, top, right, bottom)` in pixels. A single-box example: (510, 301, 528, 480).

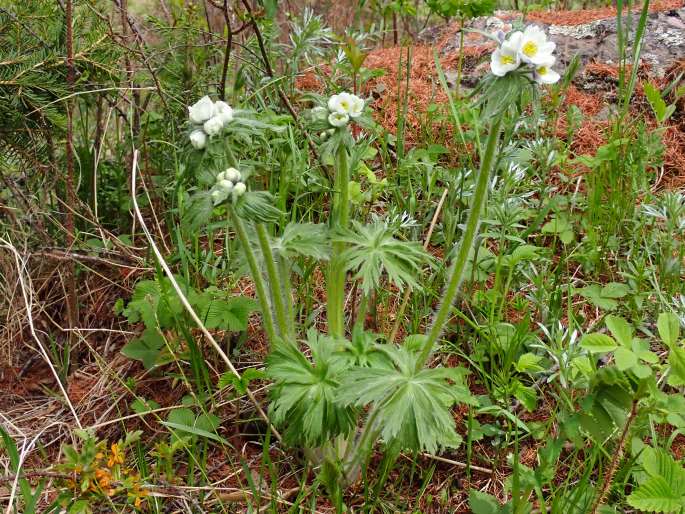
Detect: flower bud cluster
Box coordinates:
(188, 96, 234, 150)
(211, 167, 246, 205)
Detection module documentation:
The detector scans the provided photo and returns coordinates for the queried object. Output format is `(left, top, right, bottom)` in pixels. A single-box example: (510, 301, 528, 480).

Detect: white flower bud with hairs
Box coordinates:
(189, 129, 207, 149)
(203, 116, 224, 136)
(188, 96, 215, 124)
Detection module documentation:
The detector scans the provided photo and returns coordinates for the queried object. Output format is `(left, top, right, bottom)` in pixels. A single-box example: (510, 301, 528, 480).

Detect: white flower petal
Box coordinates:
(490, 47, 520, 77)
(328, 111, 349, 127)
(348, 95, 365, 118)
(534, 64, 560, 85)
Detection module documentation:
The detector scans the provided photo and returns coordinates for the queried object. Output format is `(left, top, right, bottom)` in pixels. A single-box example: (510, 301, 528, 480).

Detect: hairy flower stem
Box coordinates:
(229, 206, 277, 344)
(278, 256, 296, 337)
(255, 223, 290, 339)
(327, 142, 350, 338)
(415, 115, 503, 372)
(342, 405, 382, 484)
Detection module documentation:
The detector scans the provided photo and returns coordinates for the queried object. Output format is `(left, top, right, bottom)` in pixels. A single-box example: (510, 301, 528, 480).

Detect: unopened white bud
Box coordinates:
(188, 96, 214, 124)
(233, 182, 246, 197)
(218, 179, 234, 192)
(189, 129, 207, 150)
(225, 167, 241, 182)
(203, 116, 224, 136)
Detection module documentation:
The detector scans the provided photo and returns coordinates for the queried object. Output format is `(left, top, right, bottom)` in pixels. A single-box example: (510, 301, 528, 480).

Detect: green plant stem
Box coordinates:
(327, 142, 350, 338)
(255, 223, 290, 339)
(343, 406, 382, 483)
(228, 206, 277, 344)
(278, 255, 296, 337)
(415, 115, 503, 372)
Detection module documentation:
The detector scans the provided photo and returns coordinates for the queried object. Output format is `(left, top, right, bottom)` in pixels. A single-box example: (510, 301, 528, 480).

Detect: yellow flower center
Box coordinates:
(340, 101, 349, 110)
(537, 66, 548, 75)
(500, 54, 515, 65)
(522, 41, 538, 57)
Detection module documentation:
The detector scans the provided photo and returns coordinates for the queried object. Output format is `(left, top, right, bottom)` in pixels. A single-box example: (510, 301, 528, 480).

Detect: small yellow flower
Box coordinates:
(107, 443, 125, 468)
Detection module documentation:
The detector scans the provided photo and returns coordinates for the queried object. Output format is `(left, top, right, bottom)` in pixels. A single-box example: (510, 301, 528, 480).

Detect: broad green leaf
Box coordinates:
(130, 397, 160, 414)
(605, 315, 633, 346)
(218, 368, 266, 394)
(627, 476, 685, 512)
(667, 346, 685, 387)
(632, 363, 652, 379)
(614, 347, 637, 371)
(121, 328, 166, 369)
(513, 382, 537, 412)
(580, 333, 617, 353)
(577, 285, 618, 310)
(657, 312, 680, 348)
(182, 191, 214, 232)
(601, 283, 629, 299)
(163, 408, 226, 444)
(160, 421, 227, 444)
(515, 353, 544, 373)
(542, 216, 574, 244)
(198, 296, 257, 332)
(469, 490, 502, 514)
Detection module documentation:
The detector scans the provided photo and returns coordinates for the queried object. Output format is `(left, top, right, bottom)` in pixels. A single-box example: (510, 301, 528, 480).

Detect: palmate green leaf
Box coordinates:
(334, 220, 432, 295)
(197, 295, 258, 331)
(182, 191, 214, 232)
(336, 345, 476, 454)
(266, 330, 356, 447)
(275, 222, 331, 260)
(234, 191, 283, 224)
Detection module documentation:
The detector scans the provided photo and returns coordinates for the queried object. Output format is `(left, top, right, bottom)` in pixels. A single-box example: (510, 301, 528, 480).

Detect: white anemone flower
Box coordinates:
(188, 96, 215, 124)
(348, 95, 365, 118)
(328, 111, 349, 127)
(490, 31, 523, 77)
(189, 129, 207, 150)
(328, 92, 355, 115)
(518, 25, 556, 66)
(532, 57, 560, 85)
(203, 116, 224, 136)
(214, 101, 234, 125)
(233, 182, 246, 198)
